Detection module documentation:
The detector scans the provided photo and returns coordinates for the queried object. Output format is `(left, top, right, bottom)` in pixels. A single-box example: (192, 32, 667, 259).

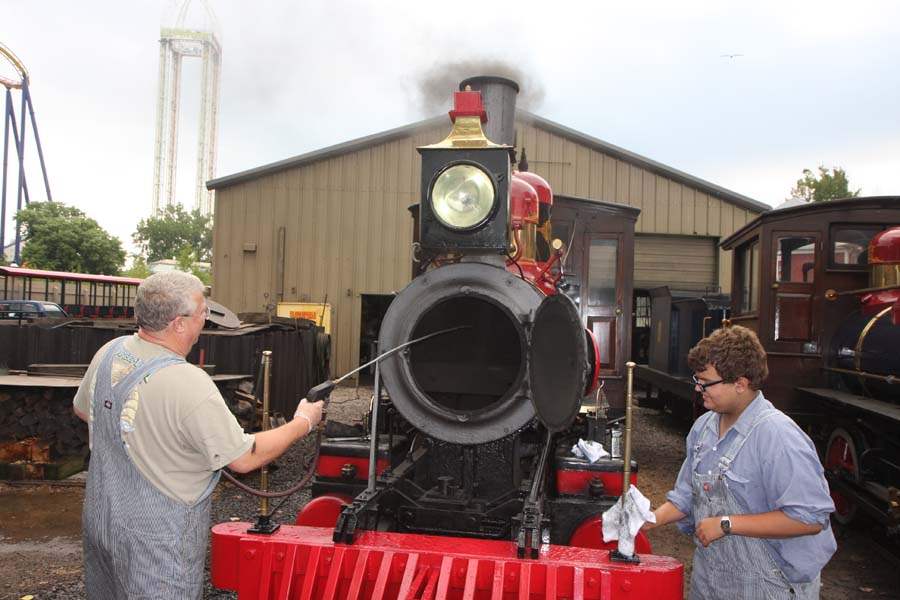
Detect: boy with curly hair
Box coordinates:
(645, 325, 836, 599)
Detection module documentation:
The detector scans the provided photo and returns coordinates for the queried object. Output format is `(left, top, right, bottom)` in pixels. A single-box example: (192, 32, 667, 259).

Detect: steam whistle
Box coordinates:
(248, 351, 280, 534)
(610, 361, 640, 564)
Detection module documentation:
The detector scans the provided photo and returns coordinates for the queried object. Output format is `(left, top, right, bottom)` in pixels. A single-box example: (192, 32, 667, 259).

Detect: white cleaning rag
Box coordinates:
(601, 486, 656, 556)
(570, 439, 610, 463)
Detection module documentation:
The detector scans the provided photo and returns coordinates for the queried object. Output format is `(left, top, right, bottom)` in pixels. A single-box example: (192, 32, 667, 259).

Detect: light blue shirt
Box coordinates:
(665, 392, 837, 583)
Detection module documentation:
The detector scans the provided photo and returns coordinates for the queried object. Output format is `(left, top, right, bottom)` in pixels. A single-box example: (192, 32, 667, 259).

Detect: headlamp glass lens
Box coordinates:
(431, 164, 495, 229)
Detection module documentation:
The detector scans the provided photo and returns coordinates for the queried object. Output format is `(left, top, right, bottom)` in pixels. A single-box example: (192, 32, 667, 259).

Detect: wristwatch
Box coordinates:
(720, 515, 732, 535)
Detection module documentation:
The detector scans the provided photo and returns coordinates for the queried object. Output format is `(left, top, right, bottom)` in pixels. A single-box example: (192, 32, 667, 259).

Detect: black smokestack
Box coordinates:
(459, 76, 518, 147)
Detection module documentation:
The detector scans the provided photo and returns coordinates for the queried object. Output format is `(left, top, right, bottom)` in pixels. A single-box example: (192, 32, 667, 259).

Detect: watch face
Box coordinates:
(721, 517, 732, 534)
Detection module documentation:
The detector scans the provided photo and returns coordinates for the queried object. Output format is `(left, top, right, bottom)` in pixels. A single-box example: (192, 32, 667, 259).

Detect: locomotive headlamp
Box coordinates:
(417, 87, 512, 253)
(431, 164, 496, 230)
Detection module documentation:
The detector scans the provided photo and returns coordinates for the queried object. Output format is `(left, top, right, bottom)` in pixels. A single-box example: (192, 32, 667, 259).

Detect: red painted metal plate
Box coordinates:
(211, 523, 682, 599)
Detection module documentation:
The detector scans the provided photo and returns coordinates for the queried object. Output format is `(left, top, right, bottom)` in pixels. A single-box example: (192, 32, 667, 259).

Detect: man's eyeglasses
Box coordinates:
(692, 375, 724, 391)
(181, 304, 210, 321)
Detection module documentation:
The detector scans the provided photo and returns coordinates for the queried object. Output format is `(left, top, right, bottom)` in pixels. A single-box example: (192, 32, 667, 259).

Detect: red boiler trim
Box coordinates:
(869, 227, 900, 263)
(316, 455, 390, 480)
(556, 471, 638, 497)
(211, 523, 683, 599)
(510, 175, 539, 227)
(585, 329, 601, 396)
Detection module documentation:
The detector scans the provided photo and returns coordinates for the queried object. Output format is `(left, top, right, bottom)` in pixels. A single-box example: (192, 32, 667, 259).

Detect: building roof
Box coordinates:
(720, 196, 900, 250)
(208, 111, 771, 214)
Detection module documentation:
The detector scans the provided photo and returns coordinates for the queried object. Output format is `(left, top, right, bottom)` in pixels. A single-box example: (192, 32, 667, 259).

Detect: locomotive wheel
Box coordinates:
(824, 428, 861, 524)
(567, 514, 653, 554)
(294, 494, 352, 527)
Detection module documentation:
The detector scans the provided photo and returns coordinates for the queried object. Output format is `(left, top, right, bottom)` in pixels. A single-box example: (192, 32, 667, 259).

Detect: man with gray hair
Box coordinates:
(73, 271, 323, 598)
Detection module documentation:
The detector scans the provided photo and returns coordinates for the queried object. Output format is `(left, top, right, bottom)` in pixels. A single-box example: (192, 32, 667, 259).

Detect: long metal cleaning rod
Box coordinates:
(366, 361, 382, 493)
(333, 325, 470, 386)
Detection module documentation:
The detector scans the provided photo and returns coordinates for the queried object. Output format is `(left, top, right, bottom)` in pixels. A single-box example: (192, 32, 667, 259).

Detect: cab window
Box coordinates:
(831, 225, 882, 267)
(776, 236, 816, 283)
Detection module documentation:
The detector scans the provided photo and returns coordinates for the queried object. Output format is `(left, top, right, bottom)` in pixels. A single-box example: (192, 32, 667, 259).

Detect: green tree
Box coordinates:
(790, 166, 860, 203)
(133, 204, 213, 262)
(175, 245, 212, 286)
(16, 202, 125, 275)
(121, 255, 152, 279)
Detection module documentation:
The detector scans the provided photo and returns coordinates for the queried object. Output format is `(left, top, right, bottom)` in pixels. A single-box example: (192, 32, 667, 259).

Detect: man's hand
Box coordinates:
(229, 399, 325, 473)
(695, 516, 726, 547)
(294, 398, 324, 430)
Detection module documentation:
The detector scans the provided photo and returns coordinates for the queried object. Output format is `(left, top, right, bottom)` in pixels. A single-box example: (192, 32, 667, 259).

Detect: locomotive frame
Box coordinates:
(211, 78, 685, 599)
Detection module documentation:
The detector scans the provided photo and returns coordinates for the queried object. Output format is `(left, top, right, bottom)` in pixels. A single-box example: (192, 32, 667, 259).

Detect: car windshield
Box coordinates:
(41, 303, 66, 316)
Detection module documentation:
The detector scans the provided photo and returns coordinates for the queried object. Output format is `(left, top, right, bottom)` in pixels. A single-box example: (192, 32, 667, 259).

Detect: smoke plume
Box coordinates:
(416, 60, 546, 115)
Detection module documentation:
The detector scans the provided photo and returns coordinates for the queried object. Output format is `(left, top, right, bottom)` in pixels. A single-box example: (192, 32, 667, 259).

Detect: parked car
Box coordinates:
(0, 300, 69, 319)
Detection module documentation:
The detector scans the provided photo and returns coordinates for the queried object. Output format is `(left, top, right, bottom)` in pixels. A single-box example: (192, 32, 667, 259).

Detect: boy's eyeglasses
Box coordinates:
(692, 375, 724, 391)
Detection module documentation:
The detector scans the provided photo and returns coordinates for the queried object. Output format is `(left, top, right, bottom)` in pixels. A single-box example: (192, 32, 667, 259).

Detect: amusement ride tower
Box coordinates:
(151, 0, 221, 216)
(0, 43, 52, 265)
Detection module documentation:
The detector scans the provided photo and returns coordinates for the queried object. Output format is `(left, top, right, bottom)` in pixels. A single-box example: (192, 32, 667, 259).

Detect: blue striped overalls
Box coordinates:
(689, 408, 821, 599)
(82, 337, 221, 599)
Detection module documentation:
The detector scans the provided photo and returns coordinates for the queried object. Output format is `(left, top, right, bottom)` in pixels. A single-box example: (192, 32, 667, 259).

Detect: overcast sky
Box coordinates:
(3, 0, 898, 256)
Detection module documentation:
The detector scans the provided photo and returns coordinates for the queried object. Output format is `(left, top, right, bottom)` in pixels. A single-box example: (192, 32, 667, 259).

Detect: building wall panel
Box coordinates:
(635, 235, 718, 291)
(213, 119, 764, 374)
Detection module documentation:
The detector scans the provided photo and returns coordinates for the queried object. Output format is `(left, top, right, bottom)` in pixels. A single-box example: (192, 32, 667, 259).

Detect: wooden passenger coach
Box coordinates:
(637, 196, 900, 533)
(0, 266, 142, 319)
(720, 197, 900, 416)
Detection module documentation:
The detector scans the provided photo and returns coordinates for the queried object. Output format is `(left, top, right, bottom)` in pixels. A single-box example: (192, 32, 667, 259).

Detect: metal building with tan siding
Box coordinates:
(207, 111, 770, 376)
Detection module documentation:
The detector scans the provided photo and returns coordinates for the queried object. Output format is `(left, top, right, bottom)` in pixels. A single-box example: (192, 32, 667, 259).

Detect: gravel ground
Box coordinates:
(2, 384, 897, 599)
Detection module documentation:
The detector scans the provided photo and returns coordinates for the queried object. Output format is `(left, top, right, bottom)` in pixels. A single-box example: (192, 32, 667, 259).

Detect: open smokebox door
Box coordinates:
(529, 293, 590, 432)
(206, 299, 240, 329)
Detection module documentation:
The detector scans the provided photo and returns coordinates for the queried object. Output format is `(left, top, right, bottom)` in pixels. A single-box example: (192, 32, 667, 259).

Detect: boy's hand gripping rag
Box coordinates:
(601, 486, 656, 556)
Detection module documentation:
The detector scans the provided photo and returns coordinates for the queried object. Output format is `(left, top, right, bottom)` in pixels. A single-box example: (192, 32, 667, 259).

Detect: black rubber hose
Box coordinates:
(220, 428, 323, 499)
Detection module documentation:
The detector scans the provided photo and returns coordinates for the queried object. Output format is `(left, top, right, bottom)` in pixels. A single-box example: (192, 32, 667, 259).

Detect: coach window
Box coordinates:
(776, 236, 816, 283)
(773, 234, 818, 343)
(831, 225, 881, 267)
(736, 239, 759, 314)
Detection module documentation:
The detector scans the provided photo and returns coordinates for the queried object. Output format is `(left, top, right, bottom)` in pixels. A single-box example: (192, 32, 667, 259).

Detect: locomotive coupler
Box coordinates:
(515, 500, 548, 559)
(514, 429, 554, 558)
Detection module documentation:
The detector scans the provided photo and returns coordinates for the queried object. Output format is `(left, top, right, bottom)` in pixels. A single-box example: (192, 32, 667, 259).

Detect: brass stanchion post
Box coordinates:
(622, 361, 635, 497)
(610, 361, 640, 563)
(249, 350, 280, 534)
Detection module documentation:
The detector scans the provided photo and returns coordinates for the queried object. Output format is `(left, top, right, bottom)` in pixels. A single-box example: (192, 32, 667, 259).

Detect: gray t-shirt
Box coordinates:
(74, 334, 254, 505)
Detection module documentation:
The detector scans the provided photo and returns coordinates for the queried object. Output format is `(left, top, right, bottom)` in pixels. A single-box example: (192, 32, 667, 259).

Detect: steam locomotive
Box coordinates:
(211, 78, 683, 598)
(638, 196, 900, 540)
